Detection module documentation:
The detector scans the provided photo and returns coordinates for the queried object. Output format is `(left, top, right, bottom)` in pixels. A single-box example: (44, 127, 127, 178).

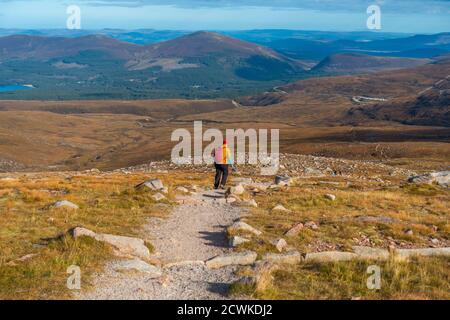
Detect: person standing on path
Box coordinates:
(212, 139, 234, 189)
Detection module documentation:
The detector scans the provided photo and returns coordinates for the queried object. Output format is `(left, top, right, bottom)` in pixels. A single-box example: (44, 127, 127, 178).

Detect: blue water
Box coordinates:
(0, 85, 33, 93)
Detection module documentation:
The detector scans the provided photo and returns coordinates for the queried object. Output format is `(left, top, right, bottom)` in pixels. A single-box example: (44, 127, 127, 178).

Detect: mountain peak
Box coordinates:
(146, 31, 282, 59)
(185, 31, 230, 41)
(188, 31, 222, 37)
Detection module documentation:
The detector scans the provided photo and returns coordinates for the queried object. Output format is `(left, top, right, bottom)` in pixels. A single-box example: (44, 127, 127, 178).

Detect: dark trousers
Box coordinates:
(214, 163, 229, 188)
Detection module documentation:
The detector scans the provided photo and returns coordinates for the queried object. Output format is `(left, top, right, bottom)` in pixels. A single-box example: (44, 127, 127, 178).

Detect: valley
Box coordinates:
(0, 57, 448, 172)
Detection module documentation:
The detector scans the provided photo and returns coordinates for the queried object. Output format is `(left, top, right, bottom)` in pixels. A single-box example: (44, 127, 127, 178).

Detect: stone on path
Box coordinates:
(249, 183, 269, 192)
(229, 236, 250, 247)
(324, 194, 336, 201)
(233, 177, 253, 186)
(113, 259, 162, 278)
(262, 251, 302, 265)
(227, 221, 262, 236)
(230, 184, 245, 196)
(53, 200, 79, 209)
(305, 251, 357, 263)
(71, 227, 150, 260)
(226, 197, 237, 204)
(206, 251, 257, 269)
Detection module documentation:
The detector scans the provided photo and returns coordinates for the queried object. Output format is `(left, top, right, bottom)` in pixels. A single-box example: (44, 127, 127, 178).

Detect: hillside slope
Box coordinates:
(0, 32, 307, 99)
(0, 34, 141, 61)
(349, 74, 450, 126)
(313, 53, 430, 74)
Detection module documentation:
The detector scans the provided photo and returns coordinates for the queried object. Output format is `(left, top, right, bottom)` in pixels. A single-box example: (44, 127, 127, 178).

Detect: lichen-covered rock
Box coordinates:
(238, 199, 258, 208)
(270, 238, 288, 252)
(53, 200, 79, 209)
(305, 221, 319, 230)
(228, 221, 262, 236)
(71, 227, 150, 260)
(232, 177, 253, 186)
(229, 236, 250, 247)
(113, 259, 162, 278)
(272, 204, 290, 212)
(206, 251, 257, 269)
(136, 179, 164, 191)
(71, 227, 96, 238)
(175, 186, 189, 193)
(305, 251, 357, 263)
(275, 175, 292, 186)
(284, 223, 304, 237)
(234, 261, 278, 294)
(352, 246, 390, 260)
(262, 251, 302, 265)
(230, 184, 245, 195)
(394, 247, 450, 261)
(408, 171, 450, 187)
(152, 193, 166, 201)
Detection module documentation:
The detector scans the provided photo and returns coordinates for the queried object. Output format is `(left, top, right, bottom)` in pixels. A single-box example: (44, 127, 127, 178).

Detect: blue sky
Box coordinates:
(0, 0, 449, 33)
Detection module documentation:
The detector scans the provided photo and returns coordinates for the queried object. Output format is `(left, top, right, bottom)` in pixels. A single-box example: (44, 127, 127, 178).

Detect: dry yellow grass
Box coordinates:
(0, 171, 211, 299)
(0, 167, 448, 300)
(231, 256, 450, 300)
(234, 177, 449, 255)
(229, 174, 449, 299)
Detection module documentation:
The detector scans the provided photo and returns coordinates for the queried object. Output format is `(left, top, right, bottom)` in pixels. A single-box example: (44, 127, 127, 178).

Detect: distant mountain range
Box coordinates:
(0, 29, 449, 100)
(0, 31, 305, 99)
(0, 28, 413, 44)
(267, 32, 450, 61)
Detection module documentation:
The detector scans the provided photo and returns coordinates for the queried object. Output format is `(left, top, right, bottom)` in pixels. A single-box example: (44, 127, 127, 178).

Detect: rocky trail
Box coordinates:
(65, 154, 449, 300)
(77, 188, 244, 300)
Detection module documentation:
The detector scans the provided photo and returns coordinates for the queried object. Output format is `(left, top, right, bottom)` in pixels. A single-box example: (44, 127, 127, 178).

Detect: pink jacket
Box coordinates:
(213, 145, 233, 164)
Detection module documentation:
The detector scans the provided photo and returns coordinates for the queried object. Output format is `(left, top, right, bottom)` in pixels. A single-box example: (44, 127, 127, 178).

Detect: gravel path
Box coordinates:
(77, 188, 243, 300)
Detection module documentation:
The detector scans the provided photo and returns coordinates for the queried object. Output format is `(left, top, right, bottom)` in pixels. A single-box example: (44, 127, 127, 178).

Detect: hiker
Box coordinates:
(212, 138, 234, 189)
